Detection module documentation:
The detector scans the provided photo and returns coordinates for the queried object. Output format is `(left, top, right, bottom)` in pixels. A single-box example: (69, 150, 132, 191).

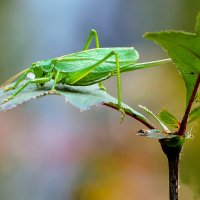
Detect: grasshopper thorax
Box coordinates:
(32, 59, 54, 72)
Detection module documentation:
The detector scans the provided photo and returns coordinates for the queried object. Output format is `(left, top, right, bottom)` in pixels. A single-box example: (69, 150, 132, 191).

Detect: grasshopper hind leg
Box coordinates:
(65, 48, 126, 122)
(83, 29, 100, 50)
(112, 51, 125, 122)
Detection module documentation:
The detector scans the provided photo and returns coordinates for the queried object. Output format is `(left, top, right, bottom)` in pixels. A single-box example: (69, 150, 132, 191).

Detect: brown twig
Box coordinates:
(178, 73, 200, 135)
(161, 144, 181, 200)
(103, 102, 156, 129)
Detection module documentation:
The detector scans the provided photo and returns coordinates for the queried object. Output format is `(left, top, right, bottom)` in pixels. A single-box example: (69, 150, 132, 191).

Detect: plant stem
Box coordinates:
(161, 144, 182, 200)
(103, 102, 156, 129)
(178, 73, 200, 135)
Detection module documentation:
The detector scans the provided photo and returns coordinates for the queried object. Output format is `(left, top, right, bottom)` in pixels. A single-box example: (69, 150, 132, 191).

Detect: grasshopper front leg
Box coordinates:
(3, 76, 52, 103)
(3, 69, 32, 91)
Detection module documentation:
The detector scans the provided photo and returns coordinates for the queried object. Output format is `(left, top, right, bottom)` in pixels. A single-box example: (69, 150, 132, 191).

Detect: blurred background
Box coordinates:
(0, 0, 200, 199)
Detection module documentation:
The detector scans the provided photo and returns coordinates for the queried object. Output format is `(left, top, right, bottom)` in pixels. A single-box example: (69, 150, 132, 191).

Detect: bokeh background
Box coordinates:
(0, 1, 200, 199)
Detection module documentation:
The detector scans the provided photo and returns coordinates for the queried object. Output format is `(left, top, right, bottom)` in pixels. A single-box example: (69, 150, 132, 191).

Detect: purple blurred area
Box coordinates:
(0, 0, 200, 199)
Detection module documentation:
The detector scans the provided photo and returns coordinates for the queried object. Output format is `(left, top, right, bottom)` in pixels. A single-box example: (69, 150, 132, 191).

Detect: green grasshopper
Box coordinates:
(0, 29, 171, 117)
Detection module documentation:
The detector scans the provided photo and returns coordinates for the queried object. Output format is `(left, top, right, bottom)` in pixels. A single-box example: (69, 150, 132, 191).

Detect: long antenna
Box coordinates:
(0, 68, 29, 88)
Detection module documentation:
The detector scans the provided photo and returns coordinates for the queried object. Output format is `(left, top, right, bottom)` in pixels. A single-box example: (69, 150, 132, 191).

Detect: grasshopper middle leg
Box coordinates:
(83, 29, 106, 91)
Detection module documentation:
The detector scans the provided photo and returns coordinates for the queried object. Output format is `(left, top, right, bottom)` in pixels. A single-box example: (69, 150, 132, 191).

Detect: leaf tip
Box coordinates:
(195, 11, 200, 35)
(143, 32, 157, 40)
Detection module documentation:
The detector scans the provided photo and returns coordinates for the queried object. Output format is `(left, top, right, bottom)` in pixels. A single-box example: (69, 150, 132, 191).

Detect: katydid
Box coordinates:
(0, 29, 171, 117)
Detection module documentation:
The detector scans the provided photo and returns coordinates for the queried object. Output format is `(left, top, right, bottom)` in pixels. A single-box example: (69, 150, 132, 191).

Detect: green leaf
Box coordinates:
(139, 105, 170, 133)
(0, 81, 150, 125)
(137, 129, 176, 139)
(194, 92, 199, 103)
(144, 12, 200, 107)
(188, 104, 200, 123)
(158, 109, 180, 128)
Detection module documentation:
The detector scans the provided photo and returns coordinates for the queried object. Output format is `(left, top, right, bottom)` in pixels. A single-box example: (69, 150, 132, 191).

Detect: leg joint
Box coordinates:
(111, 50, 117, 55)
(90, 29, 97, 35)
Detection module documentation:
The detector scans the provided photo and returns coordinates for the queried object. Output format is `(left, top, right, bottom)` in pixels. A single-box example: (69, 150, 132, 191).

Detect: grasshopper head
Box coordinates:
(31, 59, 54, 73)
(31, 62, 46, 78)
